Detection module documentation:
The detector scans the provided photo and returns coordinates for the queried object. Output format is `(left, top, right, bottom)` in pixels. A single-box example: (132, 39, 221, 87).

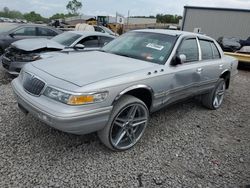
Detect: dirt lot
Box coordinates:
(0, 65, 249, 188)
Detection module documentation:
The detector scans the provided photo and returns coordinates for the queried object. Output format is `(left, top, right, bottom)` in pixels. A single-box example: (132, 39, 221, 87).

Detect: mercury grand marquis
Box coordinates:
(11, 29, 238, 151)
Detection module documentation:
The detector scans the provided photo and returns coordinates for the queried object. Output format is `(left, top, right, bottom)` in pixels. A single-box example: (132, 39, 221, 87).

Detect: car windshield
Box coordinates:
(0, 23, 17, 34)
(102, 32, 177, 64)
(51, 32, 82, 46)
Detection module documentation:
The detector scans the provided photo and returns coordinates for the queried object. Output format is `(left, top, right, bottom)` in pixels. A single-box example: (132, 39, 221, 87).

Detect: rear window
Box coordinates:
(52, 32, 82, 46)
(211, 43, 221, 59)
(200, 40, 213, 60)
(37, 27, 58, 37)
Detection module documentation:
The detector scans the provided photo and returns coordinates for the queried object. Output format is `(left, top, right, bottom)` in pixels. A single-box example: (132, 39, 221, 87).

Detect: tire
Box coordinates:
(0, 48, 3, 56)
(202, 78, 226, 110)
(98, 95, 149, 151)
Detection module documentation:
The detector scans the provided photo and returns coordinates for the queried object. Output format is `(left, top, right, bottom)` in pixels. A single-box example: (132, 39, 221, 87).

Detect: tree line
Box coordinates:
(0, 0, 82, 23)
(1, 0, 182, 24)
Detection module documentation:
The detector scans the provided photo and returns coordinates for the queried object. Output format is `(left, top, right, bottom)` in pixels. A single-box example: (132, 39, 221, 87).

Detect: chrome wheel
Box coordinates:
(213, 81, 226, 108)
(110, 103, 148, 150)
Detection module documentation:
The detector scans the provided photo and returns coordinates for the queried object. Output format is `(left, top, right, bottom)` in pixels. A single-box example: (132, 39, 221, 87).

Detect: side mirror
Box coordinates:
(74, 44, 85, 50)
(171, 54, 186, 66)
(9, 33, 15, 38)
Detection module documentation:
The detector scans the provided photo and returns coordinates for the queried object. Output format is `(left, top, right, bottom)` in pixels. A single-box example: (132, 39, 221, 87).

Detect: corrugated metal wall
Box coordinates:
(182, 8, 250, 40)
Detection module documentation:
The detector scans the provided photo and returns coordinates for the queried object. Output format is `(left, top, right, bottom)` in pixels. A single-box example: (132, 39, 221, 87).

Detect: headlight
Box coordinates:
(43, 86, 108, 105)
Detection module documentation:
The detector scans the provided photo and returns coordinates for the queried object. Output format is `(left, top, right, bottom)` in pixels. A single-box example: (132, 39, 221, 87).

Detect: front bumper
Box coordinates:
(11, 78, 113, 135)
(1, 55, 29, 75)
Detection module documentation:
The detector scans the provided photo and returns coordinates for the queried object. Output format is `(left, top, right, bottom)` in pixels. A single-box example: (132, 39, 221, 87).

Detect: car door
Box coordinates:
(197, 39, 224, 91)
(161, 37, 203, 105)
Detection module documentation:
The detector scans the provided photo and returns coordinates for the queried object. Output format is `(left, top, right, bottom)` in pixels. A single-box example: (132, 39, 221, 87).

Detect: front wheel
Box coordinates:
(202, 78, 226, 110)
(98, 95, 149, 151)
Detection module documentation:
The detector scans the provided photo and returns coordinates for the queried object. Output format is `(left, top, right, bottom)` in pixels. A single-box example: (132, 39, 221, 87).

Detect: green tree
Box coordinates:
(66, 0, 82, 15)
(0, 7, 23, 19)
(23, 11, 48, 23)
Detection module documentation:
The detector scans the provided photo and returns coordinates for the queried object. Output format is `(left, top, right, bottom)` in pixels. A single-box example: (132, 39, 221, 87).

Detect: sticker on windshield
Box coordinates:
(146, 43, 164, 51)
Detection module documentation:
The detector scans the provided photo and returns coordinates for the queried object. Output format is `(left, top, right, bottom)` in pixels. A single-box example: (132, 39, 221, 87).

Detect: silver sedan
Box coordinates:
(11, 29, 238, 151)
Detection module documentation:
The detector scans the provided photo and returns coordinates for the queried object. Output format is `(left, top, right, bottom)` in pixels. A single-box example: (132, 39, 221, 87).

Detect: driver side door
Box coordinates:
(161, 37, 203, 105)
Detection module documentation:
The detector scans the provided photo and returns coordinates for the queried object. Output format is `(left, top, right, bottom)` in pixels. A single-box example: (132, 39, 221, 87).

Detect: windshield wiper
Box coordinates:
(111, 52, 131, 58)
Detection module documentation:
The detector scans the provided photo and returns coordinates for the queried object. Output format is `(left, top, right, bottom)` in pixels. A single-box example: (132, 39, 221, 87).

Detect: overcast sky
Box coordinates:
(1, 0, 250, 17)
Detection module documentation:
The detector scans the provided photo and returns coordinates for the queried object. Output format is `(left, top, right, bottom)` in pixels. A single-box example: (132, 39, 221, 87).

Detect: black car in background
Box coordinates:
(0, 23, 62, 54)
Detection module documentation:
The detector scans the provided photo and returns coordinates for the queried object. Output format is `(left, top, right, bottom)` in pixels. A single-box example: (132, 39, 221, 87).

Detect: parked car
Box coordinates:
(2, 31, 115, 75)
(0, 23, 62, 55)
(217, 37, 241, 52)
(11, 29, 238, 151)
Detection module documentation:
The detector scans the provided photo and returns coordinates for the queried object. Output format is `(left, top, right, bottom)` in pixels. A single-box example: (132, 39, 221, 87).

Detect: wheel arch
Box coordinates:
(113, 85, 154, 110)
(220, 69, 231, 89)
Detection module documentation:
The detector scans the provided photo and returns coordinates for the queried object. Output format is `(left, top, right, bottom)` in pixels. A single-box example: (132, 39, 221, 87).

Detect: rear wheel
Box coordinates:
(202, 78, 226, 110)
(98, 95, 149, 151)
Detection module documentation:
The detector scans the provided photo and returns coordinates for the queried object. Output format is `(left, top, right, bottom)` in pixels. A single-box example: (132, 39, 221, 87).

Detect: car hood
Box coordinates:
(31, 51, 156, 87)
(11, 38, 65, 51)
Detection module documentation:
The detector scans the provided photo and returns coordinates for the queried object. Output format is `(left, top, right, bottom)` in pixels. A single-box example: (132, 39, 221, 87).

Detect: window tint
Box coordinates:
(79, 36, 99, 47)
(14, 27, 36, 36)
(211, 43, 221, 59)
(178, 39, 199, 62)
(37, 27, 57, 36)
(200, 40, 213, 60)
(52, 32, 82, 46)
(99, 36, 113, 47)
(94, 26, 105, 33)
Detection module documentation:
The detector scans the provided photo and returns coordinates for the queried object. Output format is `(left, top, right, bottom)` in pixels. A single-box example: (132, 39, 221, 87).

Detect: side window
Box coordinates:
(79, 36, 99, 47)
(94, 26, 105, 33)
(99, 36, 113, 47)
(14, 27, 36, 36)
(178, 38, 199, 62)
(37, 28, 58, 36)
(200, 40, 213, 60)
(211, 43, 221, 59)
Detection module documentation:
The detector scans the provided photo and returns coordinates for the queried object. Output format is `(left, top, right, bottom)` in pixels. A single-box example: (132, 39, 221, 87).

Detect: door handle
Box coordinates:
(196, 68, 203, 73)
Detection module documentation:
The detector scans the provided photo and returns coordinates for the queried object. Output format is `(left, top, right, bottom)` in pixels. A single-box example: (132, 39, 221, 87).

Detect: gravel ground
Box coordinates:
(0, 65, 249, 188)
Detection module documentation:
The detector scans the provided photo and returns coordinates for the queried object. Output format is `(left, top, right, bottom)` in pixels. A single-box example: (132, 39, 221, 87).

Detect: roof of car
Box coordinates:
(68, 30, 115, 38)
(0, 23, 61, 32)
(134, 29, 214, 40)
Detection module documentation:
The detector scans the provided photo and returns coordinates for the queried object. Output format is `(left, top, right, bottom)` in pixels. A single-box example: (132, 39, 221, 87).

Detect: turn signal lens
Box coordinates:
(68, 95, 94, 105)
(67, 92, 108, 105)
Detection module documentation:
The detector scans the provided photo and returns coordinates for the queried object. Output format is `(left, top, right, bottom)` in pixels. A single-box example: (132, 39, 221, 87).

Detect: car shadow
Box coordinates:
(17, 97, 205, 154)
(0, 66, 16, 85)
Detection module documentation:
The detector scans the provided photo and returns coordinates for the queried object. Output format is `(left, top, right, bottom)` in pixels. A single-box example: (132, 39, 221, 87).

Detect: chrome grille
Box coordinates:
(23, 73, 45, 96)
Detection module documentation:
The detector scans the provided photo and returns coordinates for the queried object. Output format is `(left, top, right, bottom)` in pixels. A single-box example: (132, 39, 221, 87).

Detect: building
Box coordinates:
(181, 6, 250, 40)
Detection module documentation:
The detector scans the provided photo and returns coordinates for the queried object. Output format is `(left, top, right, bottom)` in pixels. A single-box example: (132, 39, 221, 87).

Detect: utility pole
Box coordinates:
(126, 10, 130, 32)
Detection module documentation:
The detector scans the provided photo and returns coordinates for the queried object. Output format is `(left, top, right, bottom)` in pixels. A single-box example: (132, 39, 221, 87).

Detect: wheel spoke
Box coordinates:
(127, 105, 138, 119)
(217, 90, 224, 96)
(114, 118, 127, 127)
(114, 129, 126, 146)
(127, 130, 135, 143)
(131, 117, 147, 127)
(213, 97, 219, 107)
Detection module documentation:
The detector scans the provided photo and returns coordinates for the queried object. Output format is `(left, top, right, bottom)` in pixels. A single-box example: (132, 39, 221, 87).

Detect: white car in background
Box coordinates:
(1, 31, 115, 75)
